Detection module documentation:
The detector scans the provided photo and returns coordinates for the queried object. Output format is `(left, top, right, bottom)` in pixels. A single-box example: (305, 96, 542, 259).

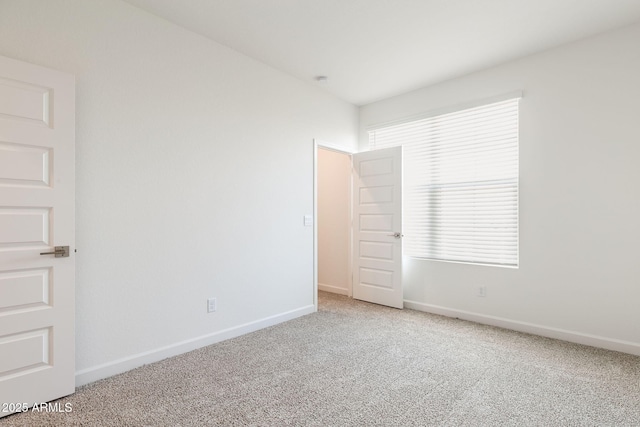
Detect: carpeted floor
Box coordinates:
(3, 291, 640, 426)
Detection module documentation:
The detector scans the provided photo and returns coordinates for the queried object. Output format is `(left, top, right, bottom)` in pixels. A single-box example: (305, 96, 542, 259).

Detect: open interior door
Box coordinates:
(0, 55, 75, 417)
(352, 146, 403, 308)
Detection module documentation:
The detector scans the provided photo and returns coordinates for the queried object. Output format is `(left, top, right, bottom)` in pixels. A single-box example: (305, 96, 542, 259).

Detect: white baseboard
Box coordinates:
(318, 283, 349, 296)
(404, 300, 640, 357)
(75, 304, 316, 387)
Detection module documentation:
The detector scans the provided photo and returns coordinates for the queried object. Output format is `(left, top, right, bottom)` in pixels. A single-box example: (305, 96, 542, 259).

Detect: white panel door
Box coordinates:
(0, 55, 75, 417)
(352, 147, 402, 308)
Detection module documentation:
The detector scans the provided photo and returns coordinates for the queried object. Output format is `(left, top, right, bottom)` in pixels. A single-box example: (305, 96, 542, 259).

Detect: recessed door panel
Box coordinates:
(360, 157, 393, 177)
(0, 77, 51, 127)
(360, 241, 394, 261)
(0, 329, 51, 379)
(0, 141, 51, 187)
(360, 267, 393, 290)
(360, 214, 393, 232)
(0, 269, 50, 312)
(359, 185, 394, 205)
(0, 208, 50, 249)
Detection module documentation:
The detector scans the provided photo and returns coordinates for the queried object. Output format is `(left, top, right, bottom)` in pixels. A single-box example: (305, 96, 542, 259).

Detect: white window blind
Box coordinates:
(369, 98, 519, 267)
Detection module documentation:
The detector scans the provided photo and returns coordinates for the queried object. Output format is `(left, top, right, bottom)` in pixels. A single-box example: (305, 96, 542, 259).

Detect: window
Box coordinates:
(369, 97, 520, 267)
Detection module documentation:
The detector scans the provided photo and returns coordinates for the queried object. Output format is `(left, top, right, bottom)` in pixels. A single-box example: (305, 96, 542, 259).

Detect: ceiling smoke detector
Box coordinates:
(315, 76, 329, 84)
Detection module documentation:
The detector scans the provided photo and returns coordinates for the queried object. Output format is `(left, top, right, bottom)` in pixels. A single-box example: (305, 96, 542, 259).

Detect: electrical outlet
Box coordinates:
(207, 298, 217, 313)
(477, 286, 487, 297)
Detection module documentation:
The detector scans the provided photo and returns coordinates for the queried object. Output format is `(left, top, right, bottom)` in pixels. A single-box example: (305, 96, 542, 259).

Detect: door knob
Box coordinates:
(388, 232, 403, 239)
(40, 246, 70, 258)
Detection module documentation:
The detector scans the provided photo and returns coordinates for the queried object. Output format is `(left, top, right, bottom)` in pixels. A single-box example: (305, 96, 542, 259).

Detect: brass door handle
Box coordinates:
(40, 246, 70, 258)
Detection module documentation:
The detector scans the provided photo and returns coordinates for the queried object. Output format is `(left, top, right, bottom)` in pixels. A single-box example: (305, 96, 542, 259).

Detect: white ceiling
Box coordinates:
(123, 0, 640, 106)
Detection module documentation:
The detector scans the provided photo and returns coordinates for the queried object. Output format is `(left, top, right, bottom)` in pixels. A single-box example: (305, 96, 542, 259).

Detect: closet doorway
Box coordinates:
(315, 144, 352, 301)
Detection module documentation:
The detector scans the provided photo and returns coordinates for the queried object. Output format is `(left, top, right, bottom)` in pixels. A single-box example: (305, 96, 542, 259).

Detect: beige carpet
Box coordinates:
(3, 292, 640, 426)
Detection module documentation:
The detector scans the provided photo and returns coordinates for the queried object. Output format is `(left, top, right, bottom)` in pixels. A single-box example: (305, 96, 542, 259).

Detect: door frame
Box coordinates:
(312, 139, 354, 311)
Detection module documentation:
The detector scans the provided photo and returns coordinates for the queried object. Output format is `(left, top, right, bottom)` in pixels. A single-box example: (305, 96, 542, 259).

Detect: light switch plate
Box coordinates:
(303, 215, 313, 227)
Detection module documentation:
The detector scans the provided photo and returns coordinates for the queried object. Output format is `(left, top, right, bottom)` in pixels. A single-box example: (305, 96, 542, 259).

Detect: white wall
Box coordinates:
(0, 0, 358, 383)
(317, 148, 351, 296)
(360, 23, 640, 355)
